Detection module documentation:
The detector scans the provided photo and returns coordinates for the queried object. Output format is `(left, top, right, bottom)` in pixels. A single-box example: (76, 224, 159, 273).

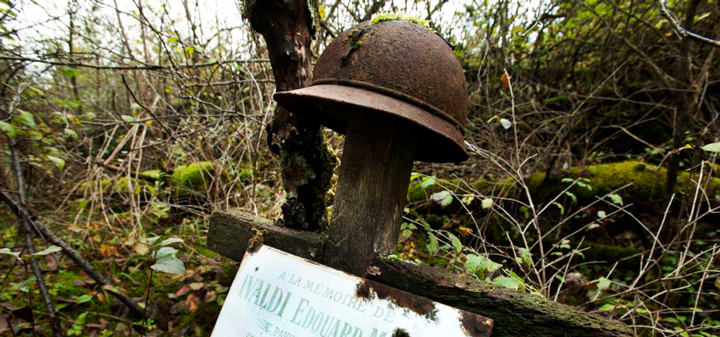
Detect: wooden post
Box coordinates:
(319, 114, 418, 275)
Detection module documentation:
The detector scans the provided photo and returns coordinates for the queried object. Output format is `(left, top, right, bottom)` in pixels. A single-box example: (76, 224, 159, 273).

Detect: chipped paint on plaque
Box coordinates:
(212, 245, 493, 336)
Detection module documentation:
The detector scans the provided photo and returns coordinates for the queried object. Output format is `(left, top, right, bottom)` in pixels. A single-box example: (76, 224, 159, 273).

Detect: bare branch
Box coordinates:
(659, 0, 720, 48)
(0, 54, 269, 70)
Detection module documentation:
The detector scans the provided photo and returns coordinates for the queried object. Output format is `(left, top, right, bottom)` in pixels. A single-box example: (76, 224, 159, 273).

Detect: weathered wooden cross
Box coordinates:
(208, 18, 631, 337)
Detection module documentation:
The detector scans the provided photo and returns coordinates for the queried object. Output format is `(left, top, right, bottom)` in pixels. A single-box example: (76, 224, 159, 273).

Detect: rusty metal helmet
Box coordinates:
(274, 19, 468, 162)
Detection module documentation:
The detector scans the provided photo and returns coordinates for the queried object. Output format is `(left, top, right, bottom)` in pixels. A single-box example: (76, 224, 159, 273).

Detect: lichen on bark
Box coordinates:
(243, 0, 336, 231)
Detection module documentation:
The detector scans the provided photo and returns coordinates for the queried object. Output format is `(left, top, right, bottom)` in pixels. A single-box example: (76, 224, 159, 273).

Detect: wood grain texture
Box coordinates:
(207, 210, 632, 337)
(319, 115, 418, 276)
(208, 210, 324, 261)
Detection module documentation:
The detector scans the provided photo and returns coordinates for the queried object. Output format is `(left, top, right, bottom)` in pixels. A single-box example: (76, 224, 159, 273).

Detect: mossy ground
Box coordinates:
(171, 161, 216, 194)
(402, 160, 720, 316)
(0, 212, 235, 336)
(4, 159, 717, 335)
(409, 160, 720, 205)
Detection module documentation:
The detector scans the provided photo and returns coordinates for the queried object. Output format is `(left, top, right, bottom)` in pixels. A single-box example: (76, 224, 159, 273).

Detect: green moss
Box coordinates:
(370, 13, 432, 30)
(113, 177, 133, 193)
(194, 244, 218, 259)
(77, 179, 107, 193)
(140, 169, 164, 181)
(347, 29, 360, 41)
(343, 28, 369, 65)
(171, 161, 215, 193)
(568, 160, 720, 201)
(525, 172, 546, 191)
(408, 160, 720, 205)
(570, 161, 665, 200)
(238, 168, 252, 180)
(626, 80, 653, 89)
(541, 95, 568, 105)
(51, 270, 91, 298)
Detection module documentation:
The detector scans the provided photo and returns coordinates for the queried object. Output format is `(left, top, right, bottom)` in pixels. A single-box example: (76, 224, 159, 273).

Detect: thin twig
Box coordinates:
(120, 74, 171, 134)
(5, 86, 62, 337)
(658, 0, 720, 48)
(10, 142, 62, 337)
(0, 54, 270, 70)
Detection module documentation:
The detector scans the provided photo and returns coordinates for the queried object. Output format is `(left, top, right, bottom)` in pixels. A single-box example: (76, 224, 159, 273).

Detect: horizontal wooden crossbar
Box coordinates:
(207, 210, 632, 337)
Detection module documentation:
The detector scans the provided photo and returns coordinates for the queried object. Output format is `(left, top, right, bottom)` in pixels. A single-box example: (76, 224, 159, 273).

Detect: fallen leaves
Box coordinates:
(99, 244, 121, 258)
(189, 282, 204, 291)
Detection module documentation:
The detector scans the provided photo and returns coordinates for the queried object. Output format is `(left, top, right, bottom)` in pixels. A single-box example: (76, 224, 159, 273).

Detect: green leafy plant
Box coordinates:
(464, 253, 502, 279)
(67, 312, 88, 336)
(149, 237, 185, 275)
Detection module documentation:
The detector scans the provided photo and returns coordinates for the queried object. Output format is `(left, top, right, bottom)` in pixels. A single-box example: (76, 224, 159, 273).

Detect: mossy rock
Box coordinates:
(556, 161, 719, 203)
(409, 160, 720, 207)
(171, 161, 218, 195)
(572, 161, 666, 200)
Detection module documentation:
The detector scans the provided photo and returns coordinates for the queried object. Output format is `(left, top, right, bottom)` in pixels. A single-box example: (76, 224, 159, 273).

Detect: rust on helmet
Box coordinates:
(274, 19, 469, 162)
(314, 20, 467, 131)
(341, 26, 371, 66)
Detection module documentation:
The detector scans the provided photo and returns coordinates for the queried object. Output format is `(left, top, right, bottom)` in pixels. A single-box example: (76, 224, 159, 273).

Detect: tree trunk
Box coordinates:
(244, 0, 335, 231)
(666, 0, 702, 197)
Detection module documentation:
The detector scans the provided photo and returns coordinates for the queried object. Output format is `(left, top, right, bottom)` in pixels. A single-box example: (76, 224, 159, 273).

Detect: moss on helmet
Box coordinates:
(342, 27, 370, 65)
(347, 30, 364, 50)
(371, 13, 432, 31)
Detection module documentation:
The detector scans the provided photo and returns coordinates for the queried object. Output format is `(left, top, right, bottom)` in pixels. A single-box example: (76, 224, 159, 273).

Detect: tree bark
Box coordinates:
(243, 0, 335, 231)
(666, 0, 702, 198)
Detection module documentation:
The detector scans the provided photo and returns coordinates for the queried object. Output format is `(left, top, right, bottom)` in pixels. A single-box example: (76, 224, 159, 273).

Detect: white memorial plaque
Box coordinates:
(212, 245, 493, 337)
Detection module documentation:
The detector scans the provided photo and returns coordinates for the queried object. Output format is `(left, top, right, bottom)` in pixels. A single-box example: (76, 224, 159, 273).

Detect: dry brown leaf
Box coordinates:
(175, 285, 190, 297)
(185, 294, 200, 312)
(500, 72, 511, 88)
(99, 244, 120, 258)
(204, 290, 217, 303)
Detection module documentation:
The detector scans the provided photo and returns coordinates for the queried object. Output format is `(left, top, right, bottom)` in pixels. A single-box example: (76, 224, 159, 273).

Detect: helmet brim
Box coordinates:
(274, 84, 468, 163)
